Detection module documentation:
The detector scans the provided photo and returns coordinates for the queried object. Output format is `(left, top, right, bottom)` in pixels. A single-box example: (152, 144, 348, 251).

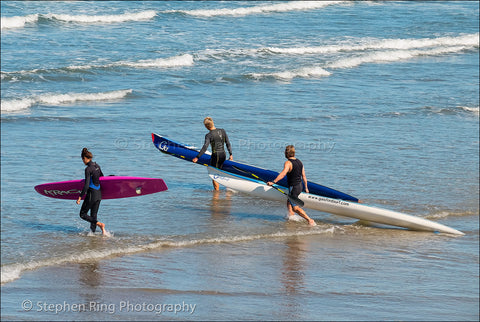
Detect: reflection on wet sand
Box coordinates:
(209, 190, 233, 219)
(280, 236, 308, 319)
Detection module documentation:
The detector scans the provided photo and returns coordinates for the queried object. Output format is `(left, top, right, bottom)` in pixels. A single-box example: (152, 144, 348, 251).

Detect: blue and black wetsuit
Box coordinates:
(79, 161, 103, 232)
(287, 158, 304, 207)
(196, 128, 232, 168)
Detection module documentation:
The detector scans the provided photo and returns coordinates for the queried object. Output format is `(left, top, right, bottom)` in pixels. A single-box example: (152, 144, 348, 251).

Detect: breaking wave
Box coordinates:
(1, 89, 132, 113)
(264, 34, 479, 55)
(1, 54, 194, 80)
(43, 10, 156, 24)
(1, 11, 156, 30)
(251, 33, 479, 80)
(1, 14, 39, 29)
(171, 1, 344, 17)
(458, 106, 479, 116)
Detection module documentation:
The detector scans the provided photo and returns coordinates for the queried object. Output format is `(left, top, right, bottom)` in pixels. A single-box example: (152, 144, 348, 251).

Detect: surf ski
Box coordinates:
(208, 167, 464, 235)
(151, 133, 464, 235)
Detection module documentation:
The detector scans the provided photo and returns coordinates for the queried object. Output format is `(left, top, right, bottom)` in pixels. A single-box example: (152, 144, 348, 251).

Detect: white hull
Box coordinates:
(208, 167, 464, 235)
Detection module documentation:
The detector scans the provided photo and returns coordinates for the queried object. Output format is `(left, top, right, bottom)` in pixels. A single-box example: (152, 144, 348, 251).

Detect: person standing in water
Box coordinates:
(76, 148, 106, 235)
(192, 117, 233, 190)
(268, 145, 316, 226)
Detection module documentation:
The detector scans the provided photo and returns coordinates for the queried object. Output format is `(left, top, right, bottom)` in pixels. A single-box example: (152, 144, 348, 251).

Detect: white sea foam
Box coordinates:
(44, 10, 156, 24)
(174, 1, 343, 17)
(252, 33, 478, 80)
(458, 106, 480, 115)
(65, 54, 194, 71)
(1, 14, 39, 29)
(1, 89, 132, 113)
(1, 228, 334, 284)
(114, 54, 194, 68)
(265, 33, 479, 55)
(251, 66, 331, 81)
(327, 46, 472, 69)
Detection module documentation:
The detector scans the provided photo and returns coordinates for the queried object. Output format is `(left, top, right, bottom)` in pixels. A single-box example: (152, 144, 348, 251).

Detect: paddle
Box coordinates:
(232, 165, 305, 207)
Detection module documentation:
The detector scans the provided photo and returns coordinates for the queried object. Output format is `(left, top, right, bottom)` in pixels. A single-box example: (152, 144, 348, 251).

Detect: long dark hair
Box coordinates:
(81, 147, 93, 159)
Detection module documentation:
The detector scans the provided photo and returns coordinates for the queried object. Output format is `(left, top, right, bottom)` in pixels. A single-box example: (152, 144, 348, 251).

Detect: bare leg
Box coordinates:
(212, 179, 220, 191)
(286, 201, 296, 219)
(293, 206, 316, 226)
(96, 222, 106, 235)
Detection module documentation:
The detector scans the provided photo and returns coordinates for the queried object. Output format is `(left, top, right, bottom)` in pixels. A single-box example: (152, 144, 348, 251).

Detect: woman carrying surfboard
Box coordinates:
(192, 117, 233, 190)
(268, 145, 316, 226)
(76, 148, 106, 235)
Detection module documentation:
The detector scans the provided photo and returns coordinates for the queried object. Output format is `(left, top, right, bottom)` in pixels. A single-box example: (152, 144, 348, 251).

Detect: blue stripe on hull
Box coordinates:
(152, 133, 359, 202)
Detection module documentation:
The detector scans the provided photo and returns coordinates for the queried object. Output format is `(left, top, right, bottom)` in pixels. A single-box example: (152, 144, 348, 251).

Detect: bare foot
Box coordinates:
(308, 219, 317, 226)
(97, 222, 106, 235)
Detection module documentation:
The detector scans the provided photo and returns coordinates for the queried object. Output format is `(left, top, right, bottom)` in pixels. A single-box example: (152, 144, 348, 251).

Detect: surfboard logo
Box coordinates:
(43, 189, 81, 197)
(158, 141, 169, 152)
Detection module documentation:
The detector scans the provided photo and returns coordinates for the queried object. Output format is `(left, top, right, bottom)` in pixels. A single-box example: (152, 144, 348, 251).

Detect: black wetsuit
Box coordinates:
(79, 161, 103, 232)
(196, 128, 232, 168)
(287, 158, 304, 206)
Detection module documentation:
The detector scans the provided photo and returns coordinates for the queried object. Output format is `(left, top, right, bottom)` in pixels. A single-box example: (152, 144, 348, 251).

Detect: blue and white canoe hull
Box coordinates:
(152, 133, 359, 202)
(207, 167, 464, 235)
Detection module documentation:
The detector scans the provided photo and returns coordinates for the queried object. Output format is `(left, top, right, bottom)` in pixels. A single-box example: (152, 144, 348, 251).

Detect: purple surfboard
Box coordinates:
(34, 176, 168, 200)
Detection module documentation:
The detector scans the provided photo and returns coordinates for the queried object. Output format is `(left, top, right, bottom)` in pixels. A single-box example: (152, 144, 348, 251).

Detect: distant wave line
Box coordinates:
(263, 33, 479, 55)
(1, 1, 343, 29)
(250, 41, 478, 81)
(169, 1, 345, 17)
(1, 89, 133, 113)
(1, 34, 476, 83)
(422, 105, 480, 117)
(1, 54, 194, 77)
(1, 10, 156, 29)
(43, 10, 156, 23)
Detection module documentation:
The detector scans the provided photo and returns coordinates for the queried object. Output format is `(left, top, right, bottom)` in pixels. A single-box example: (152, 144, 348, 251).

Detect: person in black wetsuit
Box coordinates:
(192, 117, 233, 190)
(267, 145, 316, 226)
(76, 148, 106, 235)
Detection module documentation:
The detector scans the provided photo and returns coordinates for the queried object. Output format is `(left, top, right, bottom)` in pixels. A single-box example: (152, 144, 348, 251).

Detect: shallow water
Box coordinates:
(1, 1, 479, 320)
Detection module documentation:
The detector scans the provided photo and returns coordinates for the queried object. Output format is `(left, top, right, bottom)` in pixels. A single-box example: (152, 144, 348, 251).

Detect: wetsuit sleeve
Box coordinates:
(223, 129, 232, 156)
(196, 133, 211, 159)
(80, 167, 91, 197)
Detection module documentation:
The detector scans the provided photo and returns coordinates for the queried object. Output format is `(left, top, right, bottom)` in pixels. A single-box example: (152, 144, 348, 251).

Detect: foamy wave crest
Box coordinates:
(250, 33, 478, 81)
(1, 228, 334, 284)
(2, 54, 194, 78)
(327, 46, 475, 69)
(65, 54, 193, 70)
(114, 54, 194, 68)
(175, 1, 343, 17)
(458, 106, 479, 115)
(44, 10, 156, 24)
(265, 33, 479, 55)
(251, 66, 331, 81)
(1, 89, 132, 113)
(1, 14, 39, 29)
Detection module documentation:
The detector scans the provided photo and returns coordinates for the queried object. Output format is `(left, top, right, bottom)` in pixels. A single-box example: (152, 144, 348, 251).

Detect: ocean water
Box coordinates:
(1, 1, 479, 320)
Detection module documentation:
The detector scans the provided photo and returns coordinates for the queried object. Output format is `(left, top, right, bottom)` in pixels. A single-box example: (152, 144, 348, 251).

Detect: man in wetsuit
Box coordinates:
(267, 145, 316, 226)
(76, 148, 106, 235)
(192, 117, 233, 190)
